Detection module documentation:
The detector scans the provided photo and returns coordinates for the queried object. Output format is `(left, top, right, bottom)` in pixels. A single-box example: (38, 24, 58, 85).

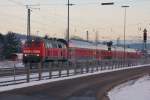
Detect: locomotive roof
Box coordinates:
(26, 38, 137, 53)
(69, 39, 137, 53)
(69, 39, 97, 49)
(25, 38, 67, 45)
(57, 39, 68, 45)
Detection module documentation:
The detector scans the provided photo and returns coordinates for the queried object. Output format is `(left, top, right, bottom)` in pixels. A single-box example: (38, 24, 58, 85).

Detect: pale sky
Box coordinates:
(0, 0, 150, 41)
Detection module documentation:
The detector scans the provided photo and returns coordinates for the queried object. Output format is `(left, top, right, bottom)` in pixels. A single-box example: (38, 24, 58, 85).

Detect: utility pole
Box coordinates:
(66, 0, 74, 59)
(121, 5, 130, 62)
(26, 4, 40, 41)
(27, 7, 31, 41)
(67, 0, 70, 45)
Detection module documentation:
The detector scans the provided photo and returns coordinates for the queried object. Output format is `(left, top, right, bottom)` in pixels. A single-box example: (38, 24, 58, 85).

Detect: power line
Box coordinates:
(7, 0, 24, 6)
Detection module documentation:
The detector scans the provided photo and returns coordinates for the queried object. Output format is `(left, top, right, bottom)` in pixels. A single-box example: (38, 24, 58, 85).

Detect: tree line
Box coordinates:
(0, 31, 21, 60)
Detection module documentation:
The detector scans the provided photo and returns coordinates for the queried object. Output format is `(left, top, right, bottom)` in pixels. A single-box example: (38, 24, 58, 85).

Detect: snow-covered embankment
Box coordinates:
(108, 75, 150, 100)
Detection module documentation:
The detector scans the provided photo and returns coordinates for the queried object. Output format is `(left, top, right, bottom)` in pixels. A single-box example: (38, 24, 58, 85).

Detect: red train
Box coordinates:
(23, 38, 143, 63)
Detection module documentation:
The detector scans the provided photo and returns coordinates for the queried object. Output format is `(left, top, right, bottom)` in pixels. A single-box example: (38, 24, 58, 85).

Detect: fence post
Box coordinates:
(13, 64, 16, 83)
(85, 62, 87, 73)
(100, 61, 103, 70)
(110, 60, 113, 70)
(116, 60, 118, 69)
(111, 60, 114, 70)
(119, 60, 121, 68)
(58, 62, 62, 77)
(38, 62, 42, 80)
(91, 61, 94, 73)
(108, 60, 110, 70)
(66, 62, 70, 76)
(49, 62, 52, 79)
(96, 61, 99, 71)
(104, 60, 107, 70)
(80, 62, 83, 74)
(121, 60, 123, 68)
(26, 63, 30, 83)
(73, 61, 76, 75)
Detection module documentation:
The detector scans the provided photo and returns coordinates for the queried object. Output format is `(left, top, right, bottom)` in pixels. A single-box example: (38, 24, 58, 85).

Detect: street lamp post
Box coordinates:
(26, 5, 40, 41)
(67, 0, 74, 59)
(27, 7, 31, 41)
(100, 2, 114, 60)
(121, 5, 129, 62)
(67, 0, 70, 46)
(101, 2, 114, 5)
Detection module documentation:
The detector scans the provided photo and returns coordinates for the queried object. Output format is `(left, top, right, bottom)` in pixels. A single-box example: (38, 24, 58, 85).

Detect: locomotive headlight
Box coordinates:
(37, 54, 40, 56)
(24, 54, 27, 56)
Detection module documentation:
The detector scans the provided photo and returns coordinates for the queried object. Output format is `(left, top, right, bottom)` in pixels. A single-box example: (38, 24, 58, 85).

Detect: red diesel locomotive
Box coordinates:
(23, 38, 142, 63)
(23, 38, 68, 63)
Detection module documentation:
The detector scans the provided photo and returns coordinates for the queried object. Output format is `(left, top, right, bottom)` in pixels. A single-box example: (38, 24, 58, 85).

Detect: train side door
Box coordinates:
(44, 40, 48, 59)
(58, 42, 67, 60)
(52, 41, 58, 59)
(57, 42, 63, 59)
(45, 40, 52, 60)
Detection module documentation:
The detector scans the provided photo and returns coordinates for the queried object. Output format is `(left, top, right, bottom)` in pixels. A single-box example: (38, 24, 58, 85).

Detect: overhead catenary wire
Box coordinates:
(0, 0, 149, 39)
(7, 0, 24, 6)
(3, 0, 147, 8)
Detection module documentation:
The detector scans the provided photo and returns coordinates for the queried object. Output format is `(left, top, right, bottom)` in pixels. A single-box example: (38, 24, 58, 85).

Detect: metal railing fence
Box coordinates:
(0, 58, 150, 86)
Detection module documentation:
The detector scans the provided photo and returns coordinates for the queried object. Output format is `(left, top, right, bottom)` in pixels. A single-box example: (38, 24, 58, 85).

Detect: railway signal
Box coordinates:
(143, 28, 147, 52)
(143, 28, 147, 43)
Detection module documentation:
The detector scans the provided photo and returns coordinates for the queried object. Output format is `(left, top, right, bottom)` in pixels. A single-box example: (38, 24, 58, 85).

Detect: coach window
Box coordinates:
(48, 40, 53, 48)
(51, 42, 55, 48)
(55, 41, 59, 48)
(61, 43, 64, 48)
(52, 41, 57, 48)
(46, 41, 49, 48)
(49, 42, 52, 48)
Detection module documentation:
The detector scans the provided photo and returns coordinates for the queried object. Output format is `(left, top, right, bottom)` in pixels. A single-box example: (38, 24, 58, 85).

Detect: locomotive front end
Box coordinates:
(23, 40, 44, 63)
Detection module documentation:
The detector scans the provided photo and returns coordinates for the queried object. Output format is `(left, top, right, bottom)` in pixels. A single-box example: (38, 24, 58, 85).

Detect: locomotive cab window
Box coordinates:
(58, 42, 62, 48)
(45, 40, 48, 48)
(60, 42, 67, 48)
(62, 44, 67, 48)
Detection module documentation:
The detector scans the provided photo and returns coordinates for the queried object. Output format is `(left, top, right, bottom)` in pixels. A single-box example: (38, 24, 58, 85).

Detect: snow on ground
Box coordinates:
(0, 64, 150, 92)
(108, 75, 150, 100)
(0, 71, 64, 86)
(0, 61, 24, 68)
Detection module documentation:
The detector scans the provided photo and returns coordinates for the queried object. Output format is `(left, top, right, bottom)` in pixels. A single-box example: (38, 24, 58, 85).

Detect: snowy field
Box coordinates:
(0, 61, 24, 68)
(108, 75, 150, 100)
